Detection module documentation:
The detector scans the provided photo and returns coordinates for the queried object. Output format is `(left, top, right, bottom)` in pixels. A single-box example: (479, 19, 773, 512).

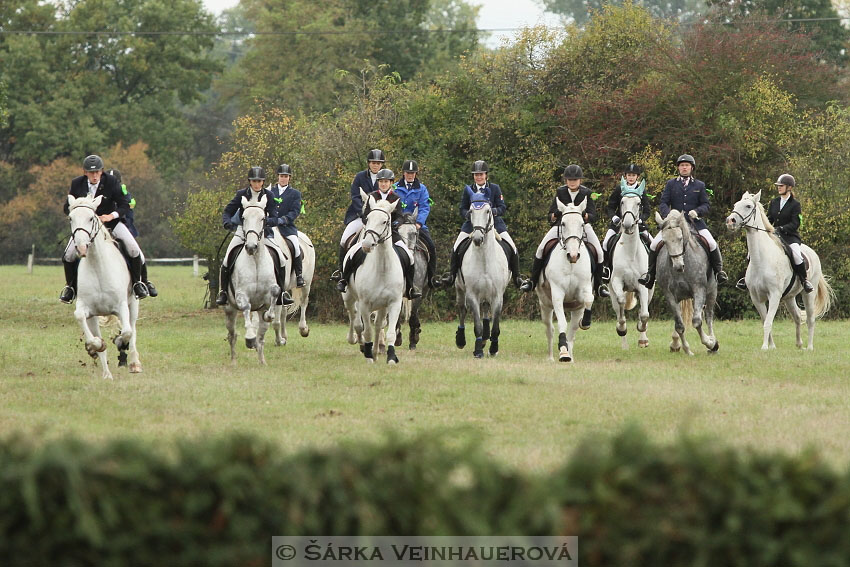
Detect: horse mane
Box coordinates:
(69, 197, 115, 243)
(748, 194, 786, 251)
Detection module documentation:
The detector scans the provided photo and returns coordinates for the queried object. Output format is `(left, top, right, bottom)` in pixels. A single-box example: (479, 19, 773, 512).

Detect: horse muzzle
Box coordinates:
(76, 244, 88, 258)
(725, 217, 739, 231)
(245, 243, 257, 255)
(568, 252, 580, 264)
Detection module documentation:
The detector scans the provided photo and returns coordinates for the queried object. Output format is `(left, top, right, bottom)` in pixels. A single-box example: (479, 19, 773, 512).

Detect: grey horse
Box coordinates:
(654, 210, 719, 355)
(396, 210, 429, 350)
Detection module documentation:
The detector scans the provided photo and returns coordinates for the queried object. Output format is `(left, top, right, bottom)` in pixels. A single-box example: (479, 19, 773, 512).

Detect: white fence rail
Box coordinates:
(28, 254, 208, 276)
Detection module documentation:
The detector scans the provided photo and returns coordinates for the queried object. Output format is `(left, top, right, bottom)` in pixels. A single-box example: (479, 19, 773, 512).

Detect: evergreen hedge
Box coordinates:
(2, 428, 849, 566)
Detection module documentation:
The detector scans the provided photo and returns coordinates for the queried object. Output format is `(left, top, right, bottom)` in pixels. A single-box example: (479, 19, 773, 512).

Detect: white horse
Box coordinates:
(535, 199, 594, 362)
(343, 191, 405, 364)
(726, 190, 833, 350)
(223, 194, 280, 364)
(454, 197, 510, 358)
(67, 195, 141, 379)
(655, 209, 719, 355)
(271, 230, 316, 345)
(608, 193, 653, 349)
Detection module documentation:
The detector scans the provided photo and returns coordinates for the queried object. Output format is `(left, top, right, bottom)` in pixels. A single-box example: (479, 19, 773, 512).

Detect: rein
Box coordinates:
(363, 208, 392, 244)
(69, 205, 105, 247)
(730, 200, 772, 233)
(471, 206, 493, 237)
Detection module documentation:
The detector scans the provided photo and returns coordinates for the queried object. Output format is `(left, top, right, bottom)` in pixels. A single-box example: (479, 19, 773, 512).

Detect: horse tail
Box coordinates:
(679, 299, 694, 328)
(624, 291, 637, 311)
(813, 274, 835, 319)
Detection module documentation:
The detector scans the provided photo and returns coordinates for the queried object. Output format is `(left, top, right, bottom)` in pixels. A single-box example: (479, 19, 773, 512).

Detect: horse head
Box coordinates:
(68, 195, 105, 258)
(619, 194, 642, 234)
(726, 190, 761, 232)
(656, 209, 689, 272)
(396, 206, 419, 251)
(240, 194, 267, 255)
(557, 198, 586, 263)
(468, 194, 493, 247)
(361, 197, 397, 253)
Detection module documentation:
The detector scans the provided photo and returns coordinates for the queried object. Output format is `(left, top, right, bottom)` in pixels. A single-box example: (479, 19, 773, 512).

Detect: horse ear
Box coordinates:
(412, 205, 418, 218)
(655, 211, 664, 225)
(258, 194, 267, 207)
(359, 188, 369, 203)
(578, 199, 587, 213)
(556, 199, 568, 213)
(241, 196, 249, 208)
(753, 190, 761, 201)
(93, 195, 103, 208)
(390, 198, 400, 211)
(68, 195, 75, 207)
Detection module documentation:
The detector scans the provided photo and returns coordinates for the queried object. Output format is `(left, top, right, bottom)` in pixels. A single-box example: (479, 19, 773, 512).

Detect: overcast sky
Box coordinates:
(201, 0, 562, 46)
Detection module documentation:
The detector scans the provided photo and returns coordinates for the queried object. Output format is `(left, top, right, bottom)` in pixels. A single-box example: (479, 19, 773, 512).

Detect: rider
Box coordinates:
(105, 168, 158, 297)
(520, 164, 609, 298)
(215, 166, 292, 306)
(60, 155, 151, 303)
(737, 174, 813, 293)
(267, 163, 305, 288)
(601, 163, 652, 286)
(441, 160, 524, 288)
(331, 148, 385, 283)
(335, 168, 422, 299)
(393, 160, 439, 288)
(639, 154, 728, 288)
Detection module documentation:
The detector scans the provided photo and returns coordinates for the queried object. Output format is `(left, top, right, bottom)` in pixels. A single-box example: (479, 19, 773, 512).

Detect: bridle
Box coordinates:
(728, 197, 771, 233)
(665, 224, 688, 259)
(363, 207, 392, 244)
(242, 203, 266, 243)
(558, 210, 585, 250)
(470, 202, 493, 237)
(69, 204, 104, 247)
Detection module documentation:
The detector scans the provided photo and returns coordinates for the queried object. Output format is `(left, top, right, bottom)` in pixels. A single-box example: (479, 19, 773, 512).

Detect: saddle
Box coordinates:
(606, 232, 651, 269)
(343, 242, 409, 279)
(455, 236, 512, 283)
(779, 240, 810, 297)
(655, 230, 712, 281)
(537, 237, 597, 284)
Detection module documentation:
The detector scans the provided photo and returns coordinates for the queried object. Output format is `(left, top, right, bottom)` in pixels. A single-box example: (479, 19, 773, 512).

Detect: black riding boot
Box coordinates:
(272, 256, 294, 305)
(59, 259, 79, 303)
(129, 255, 149, 299)
(709, 248, 728, 284)
(427, 247, 438, 288)
(520, 256, 544, 292)
(638, 248, 658, 289)
(793, 262, 814, 293)
(293, 253, 305, 288)
(601, 245, 612, 283)
(405, 262, 422, 299)
(140, 262, 158, 297)
(508, 248, 525, 288)
(336, 255, 356, 293)
(330, 245, 346, 282)
(216, 265, 230, 305)
(441, 248, 460, 286)
(595, 262, 610, 297)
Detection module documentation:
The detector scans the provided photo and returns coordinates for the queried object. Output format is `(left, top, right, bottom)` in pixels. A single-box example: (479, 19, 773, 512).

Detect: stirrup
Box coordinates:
(736, 278, 748, 291)
(329, 269, 342, 282)
(519, 280, 535, 292)
(296, 276, 306, 288)
(601, 266, 611, 282)
(408, 286, 422, 299)
(59, 286, 76, 304)
(133, 281, 149, 299)
(440, 272, 454, 285)
(802, 279, 814, 293)
(281, 291, 294, 305)
(430, 275, 443, 288)
(145, 281, 158, 297)
(598, 284, 610, 298)
(715, 270, 728, 284)
(336, 279, 347, 293)
(215, 290, 228, 305)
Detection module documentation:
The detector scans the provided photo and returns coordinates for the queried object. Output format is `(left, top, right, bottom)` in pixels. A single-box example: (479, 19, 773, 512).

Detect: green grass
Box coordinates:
(2, 264, 849, 471)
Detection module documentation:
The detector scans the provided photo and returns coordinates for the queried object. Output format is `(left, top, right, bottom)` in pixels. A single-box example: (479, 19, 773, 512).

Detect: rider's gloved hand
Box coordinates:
(223, 221, 236, 231)
(612, 215, 620, 226)
(688, 210, 699, 220)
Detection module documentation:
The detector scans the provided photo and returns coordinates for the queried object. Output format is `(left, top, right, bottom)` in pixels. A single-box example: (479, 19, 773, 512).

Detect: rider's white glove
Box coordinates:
(688, 210, 699, 220)
(612, 215, 620, 224)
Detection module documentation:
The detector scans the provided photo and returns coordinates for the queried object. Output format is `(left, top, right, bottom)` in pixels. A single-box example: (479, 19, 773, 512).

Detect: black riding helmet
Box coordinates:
(83, 155, 104, 171)
(106, 168, 122, 184)
(563, 164, 583, 179)
(402, 160, 418, 173)
(624, 163, 642, 175)
(276, 164, 293, 175)
(248, 166, 266, 180)
(471, 160, 488, 173)
(774, 174, 796, 187)
(367, 149, 386, 163)
(376, 168, 395, 180)
(676, 154, 696, 167)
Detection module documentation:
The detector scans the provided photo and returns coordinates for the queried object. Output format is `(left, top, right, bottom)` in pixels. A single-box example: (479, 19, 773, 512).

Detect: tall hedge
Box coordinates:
(3, 428, 850, 566)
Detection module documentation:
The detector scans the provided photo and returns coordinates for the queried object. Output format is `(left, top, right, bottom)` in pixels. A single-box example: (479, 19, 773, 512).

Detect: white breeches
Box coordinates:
(340, 218, 363, 245)
(602, 228, 617, 251)
(789, 242, 803, 264)
(534, 225, 603, 262)
(286, 234, 301, 257)
(225, 227, 284, 265)
(453, 230, 517, 254)
(649, 228, 717, 251)
(64, 221, 142, 262)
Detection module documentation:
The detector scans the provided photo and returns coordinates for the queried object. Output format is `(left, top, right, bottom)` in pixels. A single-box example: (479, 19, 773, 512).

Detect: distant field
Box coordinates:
(1, 264, 849, 471)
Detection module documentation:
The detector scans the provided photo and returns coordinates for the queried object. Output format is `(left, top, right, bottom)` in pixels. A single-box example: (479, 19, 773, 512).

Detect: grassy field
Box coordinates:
(2, 264, 849, 471)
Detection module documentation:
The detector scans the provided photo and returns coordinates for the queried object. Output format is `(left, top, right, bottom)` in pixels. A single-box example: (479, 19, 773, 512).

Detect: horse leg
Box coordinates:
(299, 299, 310, 338)
(783, 295, 804, 349)
(801, 288, 816, 351)
(541, 302, 555, 362)
(244, 309, 258, 350)
(637, 288, 650, 348)
(566, 306, 584, 363)
(256, 314, 269, 365)
(272, 304, 285, 346)
(469, 298, 484, 359)
(88, 315, 112, 380)
(408, 305, 421, 351)
(610, 278, 628, 349)
(126, 297, 141, 373)
(455, 289, 467, 349)
(360, 301, 375, 363)
(488, 299, 502, 357)
(551, 286, 572, 362)
(75, 304, 105, 358)
(386, 302, 402, 364)
(691, 289, 716, 354)
(225, 307, 238, 363)
(761, 294, 782, 351)
(666, 292, 691, 355)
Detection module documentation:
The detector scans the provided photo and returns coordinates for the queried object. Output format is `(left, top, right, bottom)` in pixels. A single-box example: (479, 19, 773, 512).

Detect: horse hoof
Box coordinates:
(245, 337, 257, 350)
(670, 346, 680, 353)
(102, 373, 114, 380)
(710, 341, 720, 353)
(394, 334, 403, 347)
(129, 362, 142, 373)
(300, 327, 309, 337)
(263, 313, 273, 323)
(96, 339, 107, 352)
(638, 340, 649, 348)
(366, 358, 374, 364)
(616, 328, 627, 337)
(473, 351, 483, 359)
(117, 351, 128, 367)
(559, 346, 572, 362)
(455, 328, 466, 349)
